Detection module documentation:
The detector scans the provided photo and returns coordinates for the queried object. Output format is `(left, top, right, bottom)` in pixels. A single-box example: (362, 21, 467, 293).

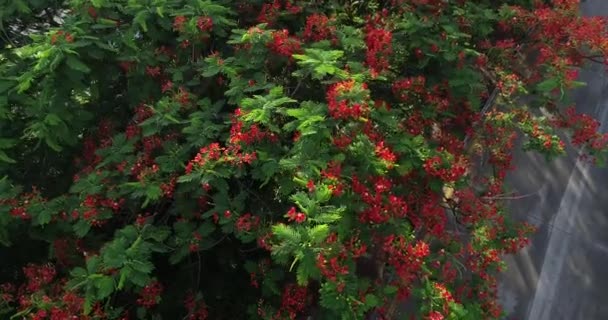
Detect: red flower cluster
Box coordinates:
(364, 14, 393, 74)
(185, 143, 222, 173)
(173, 15, 187, 31)
(0, 283, 15, 304)
(365, 27, 392, 74)
(375, 140, 398, 166)
(433, 282, 455, 314)
(382, 236, 430, 299)
(258, 0, 302, 24)
(236, 213, 261, 232)
(352, 175, 408, 224)
(286, 207, 306, 223)
(326, 80, 370, 120)
(145, 66, 161, 78)
(303, 14, 335, 42)
(184, 292, 209, 320)
(426, 311, 444, 320)
(229, 118, 274, 146)
(316, 252, 349, 283)
(392, 76, 426, 101)
(23, 263, 56, 292)
(554, 106, 608, 153)
(50, 30, 74, 45)
(196, 16, 213, 32)
(278, 284, 308, 320)
(268, 29, 301, 57)
(453, 188, 498, 225)
(423, 155, 467, 182)
(9, 206, 28, 220)
(137, 281, 163, 308)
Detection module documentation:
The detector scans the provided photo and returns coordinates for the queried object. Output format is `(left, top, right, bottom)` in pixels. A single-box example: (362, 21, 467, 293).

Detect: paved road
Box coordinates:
(498, 1, 608, 319)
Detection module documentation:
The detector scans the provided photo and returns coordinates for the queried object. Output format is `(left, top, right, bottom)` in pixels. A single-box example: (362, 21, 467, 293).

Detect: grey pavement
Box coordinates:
(498, 1, 608, 319)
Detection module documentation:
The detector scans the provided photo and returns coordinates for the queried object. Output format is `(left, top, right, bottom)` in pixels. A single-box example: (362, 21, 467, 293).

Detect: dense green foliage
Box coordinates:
(1, 0, 607, 319)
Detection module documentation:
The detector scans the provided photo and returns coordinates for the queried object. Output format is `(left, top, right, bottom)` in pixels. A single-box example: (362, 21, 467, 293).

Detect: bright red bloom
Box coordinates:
(375, 141, 397, 165)
(427, 311, 444, 320)
(197, 16, 213, 32)
(23, 263, 57, 292)
(279, 284, 307, 319)
(411, 241, 430, 258)
(303, 14, 335, 42)
(365, 23, 392, 73)
(326, 80, 370, 120)
(137, 281, 163, 308)
(236, 213, 260, 232)
(268, 29, 301, 57)
(173, 15, 187, 31)
(286, 207, 306, 223)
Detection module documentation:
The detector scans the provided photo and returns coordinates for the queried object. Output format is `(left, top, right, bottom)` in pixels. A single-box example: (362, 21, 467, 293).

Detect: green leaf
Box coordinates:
(117, 268, 129, 290)
(74, 219, 91, 237)
(70, 267, 88, 278)
(0, 150, 16, 163)
(450, 302, 468, 317)
(13, 0, 31, 13)
(35, 209, 52, 226)
(83, 288, 94, 315)
(0, 81, 14, 94)
(44, 113, 63, 126)
(144, 226, 170, 242)
(295, 252, 318, 285)
(536, 78, 559, 92)
(314, 185, 332, 203)
(94, 275, 115, 299)
(313, 213, 341, 223)
(383, 285, 398, 295)
(0, 138, 17, 149)
(91, 0, 107, 7)
(201, 64, 221, 77)
(44, 136, 63, 152)
(65, 55, 91, 73)
(134, 11, 149, 32)
(364, 294, 380, 308)
(570, 80, 587, 88)
(127, 268, 150, 287)
(271, 224, 300, 243)
(308, 224, 329, 244)
(156, 6, 164, 17)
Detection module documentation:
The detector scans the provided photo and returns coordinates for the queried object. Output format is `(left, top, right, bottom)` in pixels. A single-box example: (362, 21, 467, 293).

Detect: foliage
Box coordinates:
(0, 0, 607, 319)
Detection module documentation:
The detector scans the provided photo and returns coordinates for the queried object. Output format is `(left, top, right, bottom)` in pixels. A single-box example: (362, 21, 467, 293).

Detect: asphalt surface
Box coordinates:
(498, 1, 608, 319)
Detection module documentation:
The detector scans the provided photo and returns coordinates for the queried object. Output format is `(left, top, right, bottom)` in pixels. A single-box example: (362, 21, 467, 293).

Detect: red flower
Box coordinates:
(303, 14, 335, 42)
(268, 29, 301, 57)
(137, 281, 163, 308)
(87, 6, 97, 19)
(145, 66, 161, 78)
(161, 80, 173, 93)
(173, 16, 187, 31)
(411, 241, 430, 258)
(22, 263, 56, 292)
(257, 0, 281, 24)
(427, 311, 444, 320)
(306, 180, 315, 192)
(197, 16, 213, 32)
(375, 141, 397, 165)
(286, 207, 306, 223)
(279, 283, 307, 318)
(326, 80, 370, 120)
(236, 213, 260, 232)
(364, 24, 392, 73)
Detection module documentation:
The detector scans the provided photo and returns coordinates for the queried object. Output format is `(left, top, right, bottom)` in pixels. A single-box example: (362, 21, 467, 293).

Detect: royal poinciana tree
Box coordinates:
(0, 0, 607, 319)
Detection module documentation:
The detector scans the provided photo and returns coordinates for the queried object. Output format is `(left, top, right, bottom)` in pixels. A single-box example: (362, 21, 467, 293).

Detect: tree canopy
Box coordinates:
(0, 0, 607, 319)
